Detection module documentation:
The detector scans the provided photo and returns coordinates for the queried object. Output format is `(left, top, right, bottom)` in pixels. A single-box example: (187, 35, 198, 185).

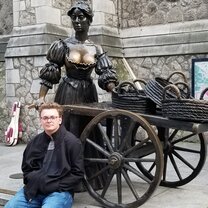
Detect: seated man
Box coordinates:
(5, 102, 84, 208)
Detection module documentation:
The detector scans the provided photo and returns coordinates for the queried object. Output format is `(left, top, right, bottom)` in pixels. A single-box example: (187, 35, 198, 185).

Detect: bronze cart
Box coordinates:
(64, 102, 207, 208)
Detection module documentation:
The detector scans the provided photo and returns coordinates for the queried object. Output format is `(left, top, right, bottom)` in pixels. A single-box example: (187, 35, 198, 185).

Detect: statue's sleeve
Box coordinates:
(46, 40, 66, 66)
(39, 40, 66, 89)
(95, 46, 118, 91)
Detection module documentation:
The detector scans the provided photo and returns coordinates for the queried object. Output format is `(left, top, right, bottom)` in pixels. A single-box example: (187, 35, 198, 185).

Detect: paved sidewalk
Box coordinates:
(0, 142, 208, 208)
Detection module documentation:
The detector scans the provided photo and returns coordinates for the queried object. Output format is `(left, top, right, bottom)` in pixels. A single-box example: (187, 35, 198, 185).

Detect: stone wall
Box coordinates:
(0, 0, 13, 35)
(0, 0, 13, 142)
(94, 0, 118, 28)
(5, 56, 58, 141)
(13, 0, 72, 27)
(0, 61, 8, 141)
(121, 0, 208, 28)
(127, 54, 208, 82)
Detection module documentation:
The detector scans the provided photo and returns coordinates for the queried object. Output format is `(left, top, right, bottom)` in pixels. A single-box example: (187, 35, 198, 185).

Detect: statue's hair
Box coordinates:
(67, 0, 93, 23)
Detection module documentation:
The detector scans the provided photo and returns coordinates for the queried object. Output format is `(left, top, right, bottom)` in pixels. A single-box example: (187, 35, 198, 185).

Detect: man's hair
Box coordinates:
(38, 102, 63, 117)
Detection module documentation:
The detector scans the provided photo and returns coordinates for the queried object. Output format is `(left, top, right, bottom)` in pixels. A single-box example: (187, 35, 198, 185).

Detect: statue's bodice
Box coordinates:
(64, 40, 97, 80)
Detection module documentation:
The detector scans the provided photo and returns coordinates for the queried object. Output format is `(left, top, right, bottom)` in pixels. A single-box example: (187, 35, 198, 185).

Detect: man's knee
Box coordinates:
(42, 192, 73, 208)
(4, 188, 28, 208)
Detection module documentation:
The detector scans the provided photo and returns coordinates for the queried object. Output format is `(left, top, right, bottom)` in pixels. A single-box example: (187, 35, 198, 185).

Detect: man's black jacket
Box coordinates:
(22, 125, 84, 201)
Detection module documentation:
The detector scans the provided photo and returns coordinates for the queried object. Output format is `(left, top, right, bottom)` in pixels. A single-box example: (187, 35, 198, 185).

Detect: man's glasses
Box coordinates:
(41, 116, 59, 121)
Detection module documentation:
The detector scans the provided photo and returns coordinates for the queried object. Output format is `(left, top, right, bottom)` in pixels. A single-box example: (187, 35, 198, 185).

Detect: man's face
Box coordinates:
(71, 8, 90, 32)
(40, 109, 62, 136)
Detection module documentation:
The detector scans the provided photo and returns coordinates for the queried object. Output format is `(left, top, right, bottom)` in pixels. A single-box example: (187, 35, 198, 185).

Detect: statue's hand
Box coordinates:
(106, 82, 116, 92)
(28, 98, 45, 110)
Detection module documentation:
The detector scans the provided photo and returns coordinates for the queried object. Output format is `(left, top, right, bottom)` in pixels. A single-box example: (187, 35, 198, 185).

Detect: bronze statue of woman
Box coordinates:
(38, 0, 118, 137)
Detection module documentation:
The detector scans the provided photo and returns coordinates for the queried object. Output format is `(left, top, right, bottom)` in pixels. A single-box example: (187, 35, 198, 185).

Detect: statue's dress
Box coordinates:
(39, 37, 118, 190)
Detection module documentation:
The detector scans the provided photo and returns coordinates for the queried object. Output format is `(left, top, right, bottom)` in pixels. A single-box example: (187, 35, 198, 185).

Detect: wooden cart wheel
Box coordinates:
(136, 128, 207, 187)
(80, 110, 163, 208)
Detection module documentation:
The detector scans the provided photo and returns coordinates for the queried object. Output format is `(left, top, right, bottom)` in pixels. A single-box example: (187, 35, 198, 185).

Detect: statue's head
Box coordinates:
(67, 1, 93, 23)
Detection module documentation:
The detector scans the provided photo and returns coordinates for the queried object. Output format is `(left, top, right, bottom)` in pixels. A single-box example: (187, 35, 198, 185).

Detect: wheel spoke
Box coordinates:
(116, 171, 122, 204)
(169, 129, 178, 141)
(88, 165, 110, 181)
(169, 153, 182, 180)
(172, 150, 194, 170)
(148, 161, 156, 173)
(122, 169, 140, 200)
(172, 133, 195, 145)
(124, 163, 151, 184)
(124, 158, 155, 163)
(86, 138, 110, 157)
(163, 154, 168, 181)
(97, 123, 114, 153)
(101, 170, 114, 197)
(119, 120, 136, 152)
(129, 141, 155, 158)
(124, 138, 150, 157)
(84, 158, 109, 163)
(173, 146, 200, 154)
(113, 117, 120, 150)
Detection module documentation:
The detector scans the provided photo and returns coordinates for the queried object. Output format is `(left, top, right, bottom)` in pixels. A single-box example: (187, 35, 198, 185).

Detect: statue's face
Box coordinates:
(71, 8, 90, 32)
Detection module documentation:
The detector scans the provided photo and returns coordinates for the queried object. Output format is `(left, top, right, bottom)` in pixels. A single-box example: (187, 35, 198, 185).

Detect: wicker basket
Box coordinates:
(162, 84, 208, 122)
(112, 80, 156, 114)
(144, 71, 189, 108)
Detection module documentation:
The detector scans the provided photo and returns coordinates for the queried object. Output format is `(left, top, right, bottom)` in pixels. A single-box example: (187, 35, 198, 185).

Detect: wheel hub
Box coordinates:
(108, 152, 123, 170)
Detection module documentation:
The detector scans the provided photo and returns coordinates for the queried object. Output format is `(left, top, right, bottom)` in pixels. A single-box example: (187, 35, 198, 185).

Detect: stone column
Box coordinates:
(91, 0, 122, 57)
(90, 0, 125, 101)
